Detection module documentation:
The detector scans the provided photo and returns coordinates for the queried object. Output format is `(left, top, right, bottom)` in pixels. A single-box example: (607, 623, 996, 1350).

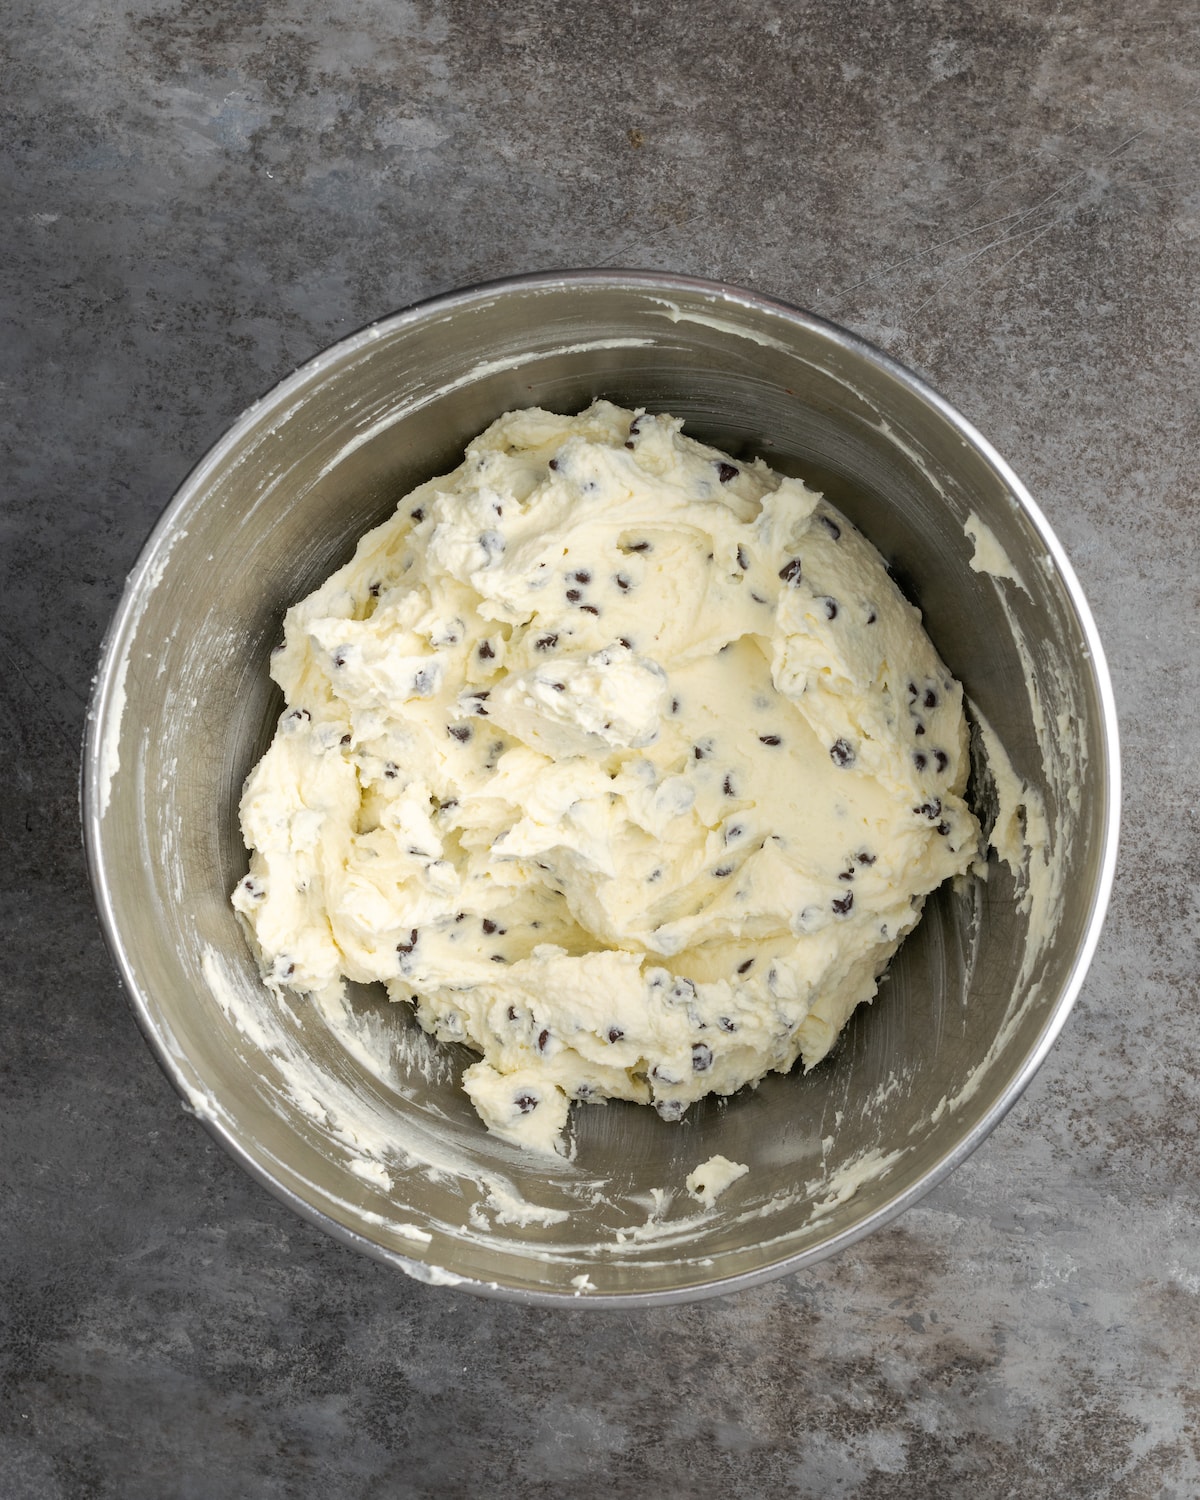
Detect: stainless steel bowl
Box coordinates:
(82, 272, 1119, 1304)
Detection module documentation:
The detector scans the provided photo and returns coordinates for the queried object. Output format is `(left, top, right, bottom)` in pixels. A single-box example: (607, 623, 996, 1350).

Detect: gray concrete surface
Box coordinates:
(3, 1, 1198, 1495)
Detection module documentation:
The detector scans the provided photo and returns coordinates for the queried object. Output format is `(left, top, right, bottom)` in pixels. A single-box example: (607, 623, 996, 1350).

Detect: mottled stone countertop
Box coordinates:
(4, 2, 1197, 1496)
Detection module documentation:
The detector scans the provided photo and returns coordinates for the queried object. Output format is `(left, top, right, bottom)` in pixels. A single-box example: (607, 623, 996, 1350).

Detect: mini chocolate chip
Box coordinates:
(384, 762, 398, 778)
(832, 892, 854, 915)
(736, 545, 750, 570)
(580, 604, 600, 615)
(670, 697, 680, 714)
(714, 865, 733, 878)
(716, 461, 738, 483)
(821, 596, 838, 620)
(332, 651, 347, 668)
(491, 954, 506, 963)
(537, 1028, 550, 1051)
(865, 607, 877, 624)
(607, 1026, 624, 1043)
(280, 961, 295, 978)
(566, 588, 581, 602)
(507, 1005, 518, 1020)
(924, 688, 939, 709)
(655, 1099, 685, 1121)
(830, 738, 855, 767)
(627, 540, 651, 553)
(907, 682, 918, 698)
(718, 1016, 737, 1033)
(339, 733, 352, 746)
(287, 708, 310, 724)
(723, 774, 735, 796)
(737, 958, 754, 974)
(647, 868, 662, 883)
(694, 740, 713, 760)
(447, 724, 472, 743)
(937, 821, 951, 836)
(692, 1042, 714, 1071)
(857, 851, 877, 865)
(411, 507, 424, 522)
(455, 911, 465, 922)
(548, 458, 560, 470)
(618, 636, 632, 649)
(515, 1093, 538, 1113)
(914, 798, 943, 820)
(819, 515, 842, 540)
(535, 634, 558, 650)
(440, 798, 459, 812)
(624, 440, 635, 449)
(368, 582, 381, 597)
(759, 734, 782, 746)
(750, 591, 767, 604)
(913, 751, 928, 771)
(574, 570, 591, 583)
(933, 749, 949, 773)
(550, 681, 566, 692)
(615, 573, 631, 591)
(838, 867, 855, 881)
(396, 929, 418, 955)
(725, 824, 744, 842)
(778, 557, 803, 586)
(915, 722, 926, 736)
(482, 918, 497, 934)
(479, 641, 495, 659)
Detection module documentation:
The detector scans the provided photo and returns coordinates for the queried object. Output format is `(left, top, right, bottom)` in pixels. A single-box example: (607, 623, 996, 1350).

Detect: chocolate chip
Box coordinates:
(737, 958, 754, 974)
(714, 865, 733, 878)
(693, 740, 713, 760)
(759, 734, 782, 746)
(716, 461, 738, 483)
(915, 722, 925, 736)
(913, 751, 928, 771)
(447, 724, 472, 743)
(566, 588, 581, 602)
(491, 954, 506, 963)
(479, 641, 495, 659)
(535, 634, 558, 650)
(412, 667, 436, 696)
(655, 1099, 685, 1121)
(482, 918, 497, 934)
(750, 592, 767, 604)
(736, 545, 750, 570)
(937, 821, 951, 836)
(721, 775, 735, 798)
(778, 557, 803, 586)
(857, 851, 877, 865)
(626, 540, 652, 552)
(507, 1005, 518, 1020)
(830, 738, 855, 767)
(618, 637, 632, 649)
(866, 607, 877, 624)
(287, 708, 310, 724)
(933, 749, 949, 773)
(515, 1093, 538, 1113)
(718, 1016, 737, 1033)
(821, 596, 838, 620)
(924, 688, 939, 710)
(914, 798, 943, 820)
(574, 570, 591, 583)
(838, 867, 855, 881)
(548, 458, 559, 470)
(537, 1028, 550, 1051)
(607, 1026, 624, 1043)
(819, 515, 842, 540)
(396, 929, 418, 955)
(692, 1042, 714, 1071)
(411, 507, 424, 522)
(724, 824, 744, 842)
(550, 681, 565, 692)
(384, 762, 399, 778)
(368, 582, 381, 597)
(615, 573, 631, 591)
(832, 892, 854, 915)
(670, 697, 680, 714)
(332, 651, 347, 668)
(580, 604, 600, 616)
(339, 733, 352, 746)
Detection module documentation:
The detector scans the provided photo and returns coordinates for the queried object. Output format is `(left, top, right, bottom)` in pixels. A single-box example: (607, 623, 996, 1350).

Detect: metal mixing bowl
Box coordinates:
(82, 272, 1119, 1304)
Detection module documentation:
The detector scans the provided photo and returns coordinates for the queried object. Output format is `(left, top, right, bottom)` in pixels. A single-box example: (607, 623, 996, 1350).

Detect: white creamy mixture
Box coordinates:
(233, 401, 981, 1155)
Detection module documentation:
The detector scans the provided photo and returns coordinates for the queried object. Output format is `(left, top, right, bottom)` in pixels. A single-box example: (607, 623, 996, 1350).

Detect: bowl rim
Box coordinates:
(81, 268, 1122, 1306)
